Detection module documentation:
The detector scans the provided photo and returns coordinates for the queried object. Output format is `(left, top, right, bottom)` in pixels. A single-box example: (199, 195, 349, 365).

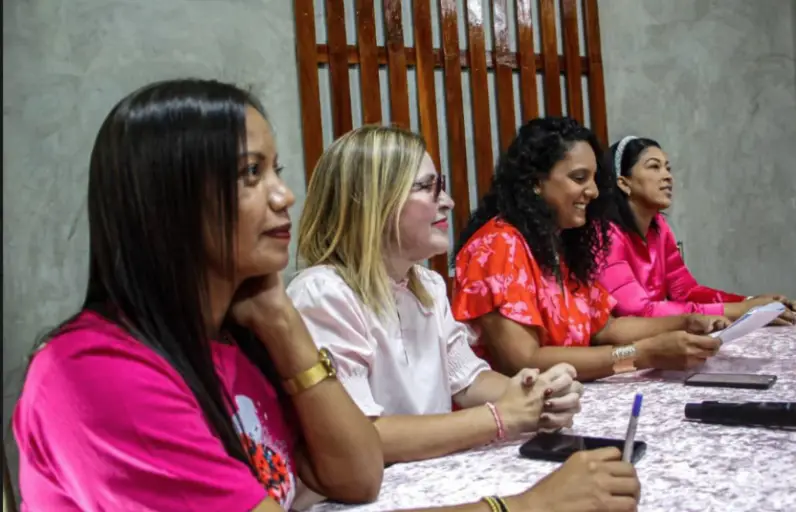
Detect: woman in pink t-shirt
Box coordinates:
(600, 135, 795, 323)
(12, 79, 384, 511)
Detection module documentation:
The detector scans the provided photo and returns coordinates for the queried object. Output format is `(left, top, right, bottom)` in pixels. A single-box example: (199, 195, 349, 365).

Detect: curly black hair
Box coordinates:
(454, 116, 614, 286)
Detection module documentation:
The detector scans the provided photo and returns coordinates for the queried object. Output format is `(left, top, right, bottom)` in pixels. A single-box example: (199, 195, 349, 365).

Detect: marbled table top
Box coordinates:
(312, 327, 796, 512)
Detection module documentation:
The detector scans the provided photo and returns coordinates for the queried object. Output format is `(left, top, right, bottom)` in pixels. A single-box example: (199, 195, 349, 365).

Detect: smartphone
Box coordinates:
(684, 372, 777, 390)
(519, 433, 647, 464)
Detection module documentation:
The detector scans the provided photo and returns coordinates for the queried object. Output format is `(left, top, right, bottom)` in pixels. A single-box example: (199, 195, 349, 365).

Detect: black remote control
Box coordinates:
(685, 401, 796, 427)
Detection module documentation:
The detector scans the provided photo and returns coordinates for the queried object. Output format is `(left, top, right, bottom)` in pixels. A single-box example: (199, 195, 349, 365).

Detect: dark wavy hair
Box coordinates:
(28, 79, 284, 482)
(604, 137, 661, 238)
(455, 116, 613, 286)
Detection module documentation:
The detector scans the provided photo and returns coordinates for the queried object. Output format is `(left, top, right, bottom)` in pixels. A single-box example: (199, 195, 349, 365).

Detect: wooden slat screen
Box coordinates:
(294, 0, 609, 290)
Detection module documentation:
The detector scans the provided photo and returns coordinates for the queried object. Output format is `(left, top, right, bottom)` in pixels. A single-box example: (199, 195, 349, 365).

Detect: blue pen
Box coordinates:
(622, 393, 643, 463)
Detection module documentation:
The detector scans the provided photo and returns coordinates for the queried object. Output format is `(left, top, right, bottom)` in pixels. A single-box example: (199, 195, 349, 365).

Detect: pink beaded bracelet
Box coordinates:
(485, 402, 506, 441)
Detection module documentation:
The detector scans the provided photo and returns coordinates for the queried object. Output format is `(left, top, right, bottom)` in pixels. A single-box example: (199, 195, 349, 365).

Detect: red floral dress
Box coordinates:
(452, 218, 616, 363)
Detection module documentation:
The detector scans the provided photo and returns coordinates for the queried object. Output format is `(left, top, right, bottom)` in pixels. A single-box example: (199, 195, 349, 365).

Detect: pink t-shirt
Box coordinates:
(13, 311, 297, 511)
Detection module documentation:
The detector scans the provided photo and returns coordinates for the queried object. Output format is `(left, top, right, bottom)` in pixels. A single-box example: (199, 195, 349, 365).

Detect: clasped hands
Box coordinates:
(495, 363, 583, 438)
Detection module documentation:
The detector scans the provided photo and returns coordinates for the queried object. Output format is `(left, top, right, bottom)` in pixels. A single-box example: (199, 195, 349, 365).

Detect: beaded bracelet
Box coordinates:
(482, 496, 500, 512)
(484, 402, 506, 441)
(482, 496, 509, 512)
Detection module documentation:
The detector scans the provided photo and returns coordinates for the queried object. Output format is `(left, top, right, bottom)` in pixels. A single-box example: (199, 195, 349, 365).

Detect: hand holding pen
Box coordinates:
(518, 447, 641, 511)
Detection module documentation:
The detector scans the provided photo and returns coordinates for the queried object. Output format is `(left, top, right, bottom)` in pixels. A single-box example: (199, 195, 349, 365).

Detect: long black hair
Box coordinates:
(455, 116, 613, 286)
(37, 78, 283, 479)
(604, 137, 661, 238)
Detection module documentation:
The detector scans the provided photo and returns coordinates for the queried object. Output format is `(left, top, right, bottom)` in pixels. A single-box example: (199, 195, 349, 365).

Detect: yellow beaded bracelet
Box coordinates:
(482, 496, 509, 512)
(482, 496, 499, 512)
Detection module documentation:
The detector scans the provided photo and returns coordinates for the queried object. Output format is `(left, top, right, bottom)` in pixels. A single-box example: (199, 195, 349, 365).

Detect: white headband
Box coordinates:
(614, 135, 639, 178)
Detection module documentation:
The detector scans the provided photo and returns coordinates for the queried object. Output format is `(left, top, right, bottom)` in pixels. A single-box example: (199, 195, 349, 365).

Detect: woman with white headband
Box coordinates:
(598, 135, 795, 323)
(452, 117, 731, 383)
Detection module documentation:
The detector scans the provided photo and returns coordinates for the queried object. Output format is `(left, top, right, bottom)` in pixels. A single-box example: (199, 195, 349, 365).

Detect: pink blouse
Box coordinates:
(598, 215, 744, 318)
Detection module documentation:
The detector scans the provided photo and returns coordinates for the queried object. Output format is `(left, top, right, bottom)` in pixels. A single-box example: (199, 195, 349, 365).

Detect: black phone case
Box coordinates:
(519, 433, 647, 464)
(684, 373, 776, 390)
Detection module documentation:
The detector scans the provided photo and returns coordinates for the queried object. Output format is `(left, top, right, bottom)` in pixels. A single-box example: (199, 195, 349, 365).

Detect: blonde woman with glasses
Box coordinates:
(286, 126, 640, 511)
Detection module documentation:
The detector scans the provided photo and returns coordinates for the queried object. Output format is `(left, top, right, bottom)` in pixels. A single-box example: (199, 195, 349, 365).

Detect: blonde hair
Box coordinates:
(297, 125, 434, 316)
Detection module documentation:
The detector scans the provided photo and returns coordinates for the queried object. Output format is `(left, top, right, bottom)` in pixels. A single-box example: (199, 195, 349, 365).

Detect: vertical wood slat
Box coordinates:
(491, 0, 517, 152)
(514, 0, 538, 123)
(355, 0, 382, 124)
(294, 0, 324, 184)
(412, 0, 448, 280)
(560, 0, 583, 123)
(438, 0, 471, 240)
(538, 0, 562, 116)
(325, 0, 353, 137)
(582, 0, 608, 144)
(465, 0, 495, 198)
(384, 0, 411, 128)
(412, 0, 441, 169)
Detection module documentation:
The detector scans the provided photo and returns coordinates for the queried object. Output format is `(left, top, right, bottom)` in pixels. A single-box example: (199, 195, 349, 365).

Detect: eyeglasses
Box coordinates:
(412, 174, 447, 201)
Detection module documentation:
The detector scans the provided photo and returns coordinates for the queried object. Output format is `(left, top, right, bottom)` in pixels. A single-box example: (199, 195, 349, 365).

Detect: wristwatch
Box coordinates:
(282, 348, 338, 395)
(611, 345, 637, 374)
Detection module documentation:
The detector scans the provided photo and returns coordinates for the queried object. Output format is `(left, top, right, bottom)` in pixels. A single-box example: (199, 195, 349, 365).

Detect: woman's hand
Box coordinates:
(724, 296, 796, 325)
(229, 273, 294, 331)
(752, 294, 795, 309)
(229, 273, 319, 375)
(495, 368, 544, 437)
(684, 314, 730, 335)
(507, 447, 640, 512)
(635, 331, 721, 370)
(755, 295, 796, 325)
(496, 364, 582, 436)
(539, 363, 583, 431)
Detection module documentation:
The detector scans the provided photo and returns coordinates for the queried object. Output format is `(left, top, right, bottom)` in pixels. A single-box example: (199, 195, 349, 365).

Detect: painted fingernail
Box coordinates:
(544, 401, 553, 408)
(544, 388, 554, 396)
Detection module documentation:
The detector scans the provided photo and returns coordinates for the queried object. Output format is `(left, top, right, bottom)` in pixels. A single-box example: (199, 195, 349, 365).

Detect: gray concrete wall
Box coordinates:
(2, 0, 308, 492)
(4, 0, 796, 496)
(599, 0, 796, 297)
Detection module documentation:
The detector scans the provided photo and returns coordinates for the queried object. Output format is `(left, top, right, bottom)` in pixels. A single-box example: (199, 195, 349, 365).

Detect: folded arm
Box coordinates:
(372, 361, 505, 464)
(475, 312, 616, 382)
(591, 315, 689, 346)
(253, 306, 383, 503)
(373, 406, 499, 463)
(452, 370, 510, 408)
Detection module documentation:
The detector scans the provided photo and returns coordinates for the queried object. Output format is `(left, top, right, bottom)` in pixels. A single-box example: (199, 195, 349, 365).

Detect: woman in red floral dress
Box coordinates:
(452, 117, 729, 381)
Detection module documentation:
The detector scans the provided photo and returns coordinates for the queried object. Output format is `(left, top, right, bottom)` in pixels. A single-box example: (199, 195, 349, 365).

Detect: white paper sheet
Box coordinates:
(711, 301, 786, 344)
